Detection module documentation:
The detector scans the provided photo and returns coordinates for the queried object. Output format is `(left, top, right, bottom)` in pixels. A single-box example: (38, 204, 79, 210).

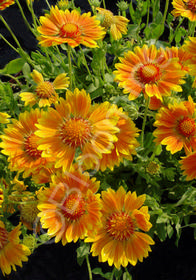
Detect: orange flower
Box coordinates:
(114, 45, 186, 101)
(0, 0, 14, 10)
(37, 167, 102, 245)
(86, 186, 154, 269)
(20, 70, 69, 107)
(0, 222, 31, 276)
(165, 46, 193, 72)
(0, 109, 55, 177)
(35, 88, 120, 172)
(99, 105, 140, 171)
(180, 151, 196, 180)
(0, 112, 10, 124)
(153, 96, 196, 154)
(96, 7, 129, 40)
(0, 188, 3, 209)
(171, 0, 196, 21)
(37, 6, 105, 48)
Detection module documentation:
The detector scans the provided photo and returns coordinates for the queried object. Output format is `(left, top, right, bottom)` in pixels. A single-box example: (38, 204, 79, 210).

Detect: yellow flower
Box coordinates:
(0, 0, 15, 10)
(0, 108, 55, 177)
(0, 112, 10, 124)
(99, 105, 140, 171)
(180, 151, 196, 180)
(172, 0, 196, 21)
(35, 88, 120, 172)
(96, 7, 129, 40)
(20, 70, 69, 107)
(0, 188, 3, 209)
(114, 45, 186, 101)
(0, 222, 31, 276)
(37, 6, 105, 48)
(153, 96, 196, 154)
(86, 186, 154, 269)
(37, 167, 102, 245)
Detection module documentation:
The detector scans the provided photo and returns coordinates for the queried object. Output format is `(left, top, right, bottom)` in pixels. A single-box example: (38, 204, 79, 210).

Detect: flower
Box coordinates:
(19, 198, 39, 231)
(96, 7, 129, 40)
(99, 105, 140, 171)
(180, 151, 196, 180)
(37, 6, 105, 48)
(0, 0, 14, 10)
(165, 46, 193, 72)
(0, 112, 10, 124)
(37, 167, 102, 245)
(0, 108, 55, 177)
(86, 186, 154, 269)
(147, 95, 163, 110)
(35, 88, 120, 171)
(20, 70, 69, 107)
(184, 36, 196, 54)
(0, 221, 31, 276)
(0, 188, 3, 209)
(114, 44, 186, 101)
(153, 96, 196, 154)
(171, 0, 196, 21)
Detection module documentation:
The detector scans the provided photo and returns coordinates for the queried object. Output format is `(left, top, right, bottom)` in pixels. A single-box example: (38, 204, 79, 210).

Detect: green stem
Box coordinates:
(102, 0, 106, 9)
(0, 15, 34, 67)
(67, 44, 75, 90)
(86, 255, 93, 280)
(141, 96, 150, 148)
(15, 0, 35, 35)
(161, 0, 169, 30)
(79, 45, 93, 79)
(0, 34, 18, 53)
(44, 0, 51, 9)
(188, 21, 196, 37)
(169, 17, 184, 44)
(146, 0, 150, 27)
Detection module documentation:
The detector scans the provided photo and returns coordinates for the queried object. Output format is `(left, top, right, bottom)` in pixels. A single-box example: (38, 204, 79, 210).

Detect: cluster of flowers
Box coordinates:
(0, 0, 196, 277)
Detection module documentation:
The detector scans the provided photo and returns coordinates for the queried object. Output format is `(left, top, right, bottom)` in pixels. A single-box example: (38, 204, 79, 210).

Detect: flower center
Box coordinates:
(20, 201, 39, 224)
(59, 23, 81, 38)
(146, 161, 160, 175)
(62, 193, 85, 220)
(59, 118, 92, 148)
(24, 133, 42, 159)
(137, 63, 160, 84)
(178, 117, 196, 137)
(0, 227, 8, 249)
(35, 81, 55, 99)
(186, 0, 196, 12)
(106, 212, 135, 241)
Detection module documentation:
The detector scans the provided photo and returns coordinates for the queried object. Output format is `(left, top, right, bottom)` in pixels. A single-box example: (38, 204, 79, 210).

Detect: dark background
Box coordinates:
(0, 1, 196, 279)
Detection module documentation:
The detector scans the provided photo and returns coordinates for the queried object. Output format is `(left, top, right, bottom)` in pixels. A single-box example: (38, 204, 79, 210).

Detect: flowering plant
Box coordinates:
(0, 0, 196, 279)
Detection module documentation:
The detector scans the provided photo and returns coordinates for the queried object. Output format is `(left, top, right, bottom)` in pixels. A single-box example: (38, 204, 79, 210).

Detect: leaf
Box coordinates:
(76, 242, 90, 266)
(123, 271, 132, 280)
(92, 268, 113, 279)
(0, 58, 26, 74)
(156, 223, 167, 241)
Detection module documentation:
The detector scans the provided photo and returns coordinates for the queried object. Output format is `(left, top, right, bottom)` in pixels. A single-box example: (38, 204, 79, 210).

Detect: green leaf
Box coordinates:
(92, 268, 113, 279)
(76, 242, 90, 266)
(156, 223, 167, 241)
(0, 58, 26, 74)
(123, 271, 132, 280)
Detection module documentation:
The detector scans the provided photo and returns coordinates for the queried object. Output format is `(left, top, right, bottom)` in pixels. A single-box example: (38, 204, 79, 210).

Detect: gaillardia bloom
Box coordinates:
(0, 222, 31, 276)
(0, 108, 55, 177)
(99, 105, 140, 171)
(0, 188, 3, 209)
(0, 0, 14, 10)
(96, 7, 129, 40)
(114, 44, 186, 101)
(86, 186, 154, 269)
(171, 0, 196, 21)
(37, 6, 105, 48)
(35, 88, 120, 171)
(20, 70, 69, 107)
(153, 96, 196, 154)
(37, 168, 102, 245)
(180, 151, 196, 180)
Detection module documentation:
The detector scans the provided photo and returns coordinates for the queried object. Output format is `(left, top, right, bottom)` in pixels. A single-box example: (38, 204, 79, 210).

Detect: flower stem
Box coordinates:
(15, 0, 35, 35)
(0, 34, 18, 53)
(67, 44, 75, 90)
(0, 15, 34, 67)
(161, 0, 169, 29)
(79, 45, 93, 79)
(86, 255, 93, 280)
(141, 96, 150, 148)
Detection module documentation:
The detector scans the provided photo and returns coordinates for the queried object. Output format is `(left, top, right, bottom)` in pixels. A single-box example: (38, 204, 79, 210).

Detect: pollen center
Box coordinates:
(186, 0, 196, 12)
(106, 212, 135, 241)
(24, 133, 42, 159)
(138, 63, 160, 84)
(60, 23, 81, 38)
(62, 193, 85, 220)
(178, 117, 195, 137)
(35, 81, 55, 99)
(0, 227, 8, 249)
(59, 118, 92, 148)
